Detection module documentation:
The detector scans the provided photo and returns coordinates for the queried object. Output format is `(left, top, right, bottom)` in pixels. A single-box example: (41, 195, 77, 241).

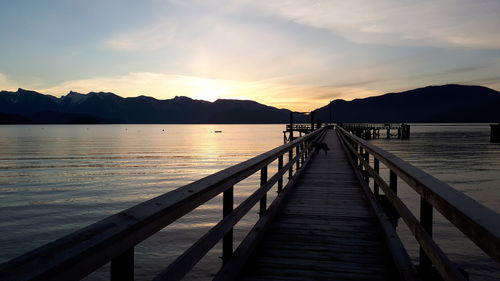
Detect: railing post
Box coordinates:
(300, 143, 305, 165)
(296, 145, 300, 170)
(278, 155, 283, 193)
(111, 248, 134, 281)
(351, 142, 355, 160)
(374, 158, 380, 196)
(390, 170, 397, 194)
(358, 146, 363, 170)
(222, 186, 234, 264)
(419, 198, 433, 276)
(260, 166, 268, 217)
(388, 170, 399, 228)
(288, 149, 293, 179)
(363, 152, 369, 183)
(303, 141, 309, 159)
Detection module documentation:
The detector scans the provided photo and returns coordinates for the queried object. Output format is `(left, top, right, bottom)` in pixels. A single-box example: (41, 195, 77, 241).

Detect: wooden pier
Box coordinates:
(340, 123, 410, 140)
(235, 130, 399, 280)
(1, 126, 499, 281)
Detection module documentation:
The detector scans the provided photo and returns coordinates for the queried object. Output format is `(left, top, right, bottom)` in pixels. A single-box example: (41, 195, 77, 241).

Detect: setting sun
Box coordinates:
(185, 78, 229, 102)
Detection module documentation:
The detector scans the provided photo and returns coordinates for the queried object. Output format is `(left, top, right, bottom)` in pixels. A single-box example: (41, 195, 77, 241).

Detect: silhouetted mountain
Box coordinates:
(0, 88, 306, 124)
(0, 112, 33, 124)
(314, 84, 500, 123)
(1, 84, 499, 124)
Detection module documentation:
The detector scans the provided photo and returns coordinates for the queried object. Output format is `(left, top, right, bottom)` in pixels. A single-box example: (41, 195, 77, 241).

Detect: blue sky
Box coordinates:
(1, 0, 500, 110)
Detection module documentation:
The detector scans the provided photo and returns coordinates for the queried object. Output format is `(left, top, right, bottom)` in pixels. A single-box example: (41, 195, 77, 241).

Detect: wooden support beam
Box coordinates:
(222, 187, 234, 264)
(300, 143, 305, 165)
(277, 155, 283, 193)
(111, 248, 134, 281)
(295, 145, 300, 170)
(419, 198, 433, 276)
(374, 158, 380, 196)
(363, 152, 370, 183)
(390, 170, 397, 194)
(260, 166, 268, 217)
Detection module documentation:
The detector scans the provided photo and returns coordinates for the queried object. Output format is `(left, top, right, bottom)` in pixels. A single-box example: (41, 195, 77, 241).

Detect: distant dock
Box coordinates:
(284, 123, 410, 142)
(0, 125, 498, 281)
(340, 123, 411, 140)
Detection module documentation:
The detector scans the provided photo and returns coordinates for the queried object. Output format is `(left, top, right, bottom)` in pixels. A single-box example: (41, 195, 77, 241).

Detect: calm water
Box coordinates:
(0, 124, 499, 280)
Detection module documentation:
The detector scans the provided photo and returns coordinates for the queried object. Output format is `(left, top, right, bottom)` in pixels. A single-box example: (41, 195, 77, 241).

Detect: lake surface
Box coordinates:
(0, 124, 498, 280)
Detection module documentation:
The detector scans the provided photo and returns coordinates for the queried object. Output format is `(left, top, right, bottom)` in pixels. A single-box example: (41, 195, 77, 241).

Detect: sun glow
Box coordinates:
(35, 72, 372, 111)
(195, 87, 222, 102)
(189, 78, 230, 102)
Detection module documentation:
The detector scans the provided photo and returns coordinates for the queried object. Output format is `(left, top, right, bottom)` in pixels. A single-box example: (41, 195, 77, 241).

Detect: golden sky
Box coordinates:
(1, 0, 500, 111)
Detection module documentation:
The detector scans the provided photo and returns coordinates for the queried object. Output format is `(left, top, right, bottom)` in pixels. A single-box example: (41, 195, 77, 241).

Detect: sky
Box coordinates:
(1, 0, 500, 111)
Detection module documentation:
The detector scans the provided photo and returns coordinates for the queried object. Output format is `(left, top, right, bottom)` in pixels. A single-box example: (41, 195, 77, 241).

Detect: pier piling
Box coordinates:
(491, 123, 500, 143)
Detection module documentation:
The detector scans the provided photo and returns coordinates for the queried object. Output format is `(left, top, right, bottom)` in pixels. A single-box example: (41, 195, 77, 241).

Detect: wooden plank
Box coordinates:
(337, 126, 500, 263)
(242, 266, 391, 281)
(213, 140, 319, 281)
(344, 144, 467, 281)
(236, 130, 398, 281)
(337, 130, 421, 281)
(152, 150, 307, 281)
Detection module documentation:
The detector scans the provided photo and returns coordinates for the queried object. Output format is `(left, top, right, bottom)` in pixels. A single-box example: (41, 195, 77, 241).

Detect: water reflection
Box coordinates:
(0, 124, 283, 273)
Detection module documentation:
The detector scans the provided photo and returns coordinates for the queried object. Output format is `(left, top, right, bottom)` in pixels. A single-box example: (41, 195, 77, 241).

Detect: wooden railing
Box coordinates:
(285, 124, 314, 131)
(336, 125, 500, 281)
(339, 123, 403, 129)
(0, 127, 328, 281)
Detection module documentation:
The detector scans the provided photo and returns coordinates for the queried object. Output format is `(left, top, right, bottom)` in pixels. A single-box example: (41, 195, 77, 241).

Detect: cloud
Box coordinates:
(99, 0, 500, 91)
(104, 22, 178, 51)
(102, 10, 341, 83)
(251, 0, 500, 48)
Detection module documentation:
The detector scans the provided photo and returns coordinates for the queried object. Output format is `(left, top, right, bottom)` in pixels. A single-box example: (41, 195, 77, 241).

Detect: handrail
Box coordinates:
(0, 126, 328, 281)
(339, 123, 403, 128)
(336, 125, 500, 280)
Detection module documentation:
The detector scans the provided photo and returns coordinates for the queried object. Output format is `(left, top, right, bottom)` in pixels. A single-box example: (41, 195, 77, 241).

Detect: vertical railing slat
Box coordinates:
(277, 155, 283, 193)
(390, 170, 397, 194)
(363, 152, 370, 183)
(296, 145, 300, 170)
(111, 248, 134, 281)
(374, 158, 380, 196)
(222, 186, 234, 264)
(300, 143, 305, 165)
(420, 198, 434, 275)
(260, 166, 268, 217)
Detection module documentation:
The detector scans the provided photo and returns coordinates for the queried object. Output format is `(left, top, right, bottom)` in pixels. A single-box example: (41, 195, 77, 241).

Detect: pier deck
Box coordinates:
(239, 130, 396, 280)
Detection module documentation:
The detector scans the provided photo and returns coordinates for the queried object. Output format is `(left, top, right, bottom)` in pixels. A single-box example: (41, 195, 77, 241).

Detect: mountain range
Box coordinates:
(313, 84, 500, 123)
(0, 89, 308, 124)
(0, 84, 499, 124)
